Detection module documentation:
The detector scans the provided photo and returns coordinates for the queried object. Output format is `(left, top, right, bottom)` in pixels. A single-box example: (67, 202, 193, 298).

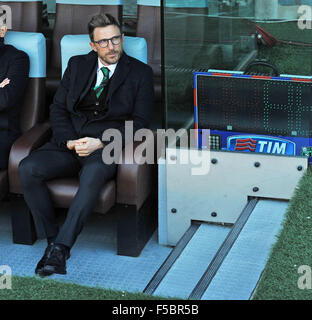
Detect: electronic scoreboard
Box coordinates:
(194, 70, 312, 160)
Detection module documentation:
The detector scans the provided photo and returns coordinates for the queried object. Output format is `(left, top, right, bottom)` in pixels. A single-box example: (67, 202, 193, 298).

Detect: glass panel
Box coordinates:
(163, 0, 312, 136)
(124, 0, 138, 18)
(44, 0, 56, 13)
(44, 1, 138, 28)
(164, 0, 257, 131)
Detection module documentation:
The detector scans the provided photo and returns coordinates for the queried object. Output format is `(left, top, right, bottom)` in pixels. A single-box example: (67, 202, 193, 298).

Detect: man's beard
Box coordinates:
(99, 47, 123, 66)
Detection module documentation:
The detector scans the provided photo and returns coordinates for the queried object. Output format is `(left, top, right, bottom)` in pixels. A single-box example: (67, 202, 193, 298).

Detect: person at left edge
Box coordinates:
(0, 25, 30, 169)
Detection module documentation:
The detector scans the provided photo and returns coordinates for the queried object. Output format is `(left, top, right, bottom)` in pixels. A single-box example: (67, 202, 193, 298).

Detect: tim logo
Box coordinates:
(227, 135, 296, 155)
(234, 138, 257, 152)
(0, 5, 12, 29)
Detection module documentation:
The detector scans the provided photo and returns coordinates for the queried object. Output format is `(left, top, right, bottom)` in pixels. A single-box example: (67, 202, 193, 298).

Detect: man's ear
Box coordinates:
(90, 41, 97, 52)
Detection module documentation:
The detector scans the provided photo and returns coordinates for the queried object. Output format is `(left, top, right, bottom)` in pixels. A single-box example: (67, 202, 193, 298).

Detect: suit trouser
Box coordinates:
(0, 143, 11, 169)
(18, 142, 117, 248)
(0, 131, 16, 169)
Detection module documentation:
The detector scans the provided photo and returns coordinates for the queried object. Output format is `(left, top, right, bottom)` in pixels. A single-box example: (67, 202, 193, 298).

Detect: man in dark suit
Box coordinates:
(0, 25, 29, 169)
(18, 13, 154, 277)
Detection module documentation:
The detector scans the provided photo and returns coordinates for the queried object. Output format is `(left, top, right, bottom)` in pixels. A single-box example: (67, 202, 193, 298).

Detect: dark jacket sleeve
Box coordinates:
(49, 56, 79, 146)
(0, 49, 29, 111)
(122, 64, 154, 147)
(130, 64, 154, 132)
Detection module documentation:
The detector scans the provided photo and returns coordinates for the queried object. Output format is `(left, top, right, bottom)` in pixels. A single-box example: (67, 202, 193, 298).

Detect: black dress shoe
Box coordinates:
(35, 243, 55, 276)
(42, 244, 70, 276)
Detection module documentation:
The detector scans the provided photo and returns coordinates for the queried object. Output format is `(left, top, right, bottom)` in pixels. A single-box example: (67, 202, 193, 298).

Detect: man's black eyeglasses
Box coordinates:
(93, 35, 122, 48)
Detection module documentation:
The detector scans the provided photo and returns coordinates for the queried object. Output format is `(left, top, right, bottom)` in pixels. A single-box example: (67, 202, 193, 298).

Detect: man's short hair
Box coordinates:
(88, 13, 121, 42)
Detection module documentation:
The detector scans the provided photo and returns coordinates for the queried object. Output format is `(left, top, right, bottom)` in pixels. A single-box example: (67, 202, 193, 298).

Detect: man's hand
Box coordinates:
(72, 137, 103, 157)
(66, 140, 77, 150)
(0, 78, 10, 88)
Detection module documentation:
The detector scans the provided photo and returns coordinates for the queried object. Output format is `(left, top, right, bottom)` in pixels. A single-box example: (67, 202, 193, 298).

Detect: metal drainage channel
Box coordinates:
(144, 198, 259, 299)
(143, 222, 201, 295)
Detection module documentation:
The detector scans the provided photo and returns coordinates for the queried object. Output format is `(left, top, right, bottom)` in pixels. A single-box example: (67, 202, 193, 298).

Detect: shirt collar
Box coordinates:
(97, 58, 118, 78)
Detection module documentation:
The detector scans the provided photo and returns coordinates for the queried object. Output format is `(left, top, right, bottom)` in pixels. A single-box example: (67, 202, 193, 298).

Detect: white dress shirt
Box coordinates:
(95, 58, 118, 87)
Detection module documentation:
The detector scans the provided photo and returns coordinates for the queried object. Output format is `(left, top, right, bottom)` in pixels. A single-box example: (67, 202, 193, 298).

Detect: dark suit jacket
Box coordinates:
(50, 50, 154, 148)
(0, 38, 30, 169)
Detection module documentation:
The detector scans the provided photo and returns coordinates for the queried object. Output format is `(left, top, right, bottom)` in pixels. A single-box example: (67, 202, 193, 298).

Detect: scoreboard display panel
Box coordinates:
(194, 71, 312, 159)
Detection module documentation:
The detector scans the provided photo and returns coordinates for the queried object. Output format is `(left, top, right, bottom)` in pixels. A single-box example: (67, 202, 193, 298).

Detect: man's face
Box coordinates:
(90, 25, 124, 66)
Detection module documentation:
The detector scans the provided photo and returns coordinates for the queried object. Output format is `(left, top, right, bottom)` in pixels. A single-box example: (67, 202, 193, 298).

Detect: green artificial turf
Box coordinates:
(252, 167, 312, 300)
(257, 43, 312, 76)
(0, 275, 176, 300)
(243, 20, 312, 77)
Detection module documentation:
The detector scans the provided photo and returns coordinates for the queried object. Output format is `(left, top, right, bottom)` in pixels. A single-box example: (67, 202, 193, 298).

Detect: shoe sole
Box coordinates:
(35, 268, 44, 276)
(42, 265, 67, 275)
(35, 254, 70, 277)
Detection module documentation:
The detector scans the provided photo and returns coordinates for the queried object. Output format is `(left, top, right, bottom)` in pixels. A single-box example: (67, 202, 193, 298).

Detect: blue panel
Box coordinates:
(137, 0, 160, 6)
(61, 34, 147, 76)
(203, 129, 311, 163)
(56, 0, 122, 4)
(271, 77, 292, 81)
(5, 31, 46, 78)
(227, 135, 296, 155)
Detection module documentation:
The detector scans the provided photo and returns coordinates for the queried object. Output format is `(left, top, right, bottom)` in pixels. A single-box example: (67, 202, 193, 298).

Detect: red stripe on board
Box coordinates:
(235, 142, 257, 148)
(291, 78, 312, 82)
(236, 138, 257, 144)
(212, 73, 233, 77)
(251, 75, 271, 79)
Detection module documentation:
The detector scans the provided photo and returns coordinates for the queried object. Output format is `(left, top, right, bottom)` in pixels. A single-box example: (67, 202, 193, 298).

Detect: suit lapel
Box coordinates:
(106, 53, 131, 105)
(74, 51, 98, 105)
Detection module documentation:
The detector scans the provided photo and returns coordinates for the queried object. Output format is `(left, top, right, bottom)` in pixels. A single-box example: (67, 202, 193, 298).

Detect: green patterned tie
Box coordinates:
(93, 66, 109, 99)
